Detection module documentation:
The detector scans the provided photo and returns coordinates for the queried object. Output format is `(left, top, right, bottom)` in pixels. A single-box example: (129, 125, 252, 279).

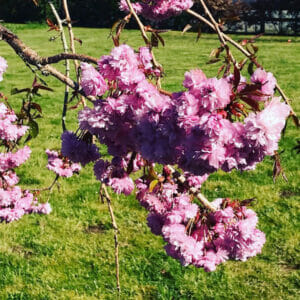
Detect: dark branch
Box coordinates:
(0, 24, 96, 101)
(0, 24, 97, 65)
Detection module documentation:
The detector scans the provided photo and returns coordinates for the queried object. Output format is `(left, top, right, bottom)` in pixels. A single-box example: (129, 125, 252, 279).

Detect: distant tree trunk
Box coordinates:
(260, 15, 265, 33)
(279, 10, 283, 34)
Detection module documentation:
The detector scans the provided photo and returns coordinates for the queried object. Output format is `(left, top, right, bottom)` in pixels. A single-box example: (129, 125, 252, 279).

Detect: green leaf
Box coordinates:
(248, 62, 254, 75)
(28, 120, 39, 138)
(149, 180, 159, 193)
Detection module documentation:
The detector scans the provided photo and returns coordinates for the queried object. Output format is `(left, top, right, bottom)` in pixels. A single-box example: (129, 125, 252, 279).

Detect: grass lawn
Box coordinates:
(0, 23, 299, 299)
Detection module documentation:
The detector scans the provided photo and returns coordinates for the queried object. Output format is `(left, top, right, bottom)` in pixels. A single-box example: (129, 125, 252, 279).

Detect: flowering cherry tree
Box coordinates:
(0, 59, 51, 222)
(0, 0, 298, 293)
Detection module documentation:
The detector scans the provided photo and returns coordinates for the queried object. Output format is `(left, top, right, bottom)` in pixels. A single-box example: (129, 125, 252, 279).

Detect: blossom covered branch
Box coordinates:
(0, 0, 296, 277)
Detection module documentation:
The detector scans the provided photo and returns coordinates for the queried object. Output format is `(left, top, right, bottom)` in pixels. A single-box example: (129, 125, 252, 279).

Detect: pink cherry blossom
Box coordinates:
(80, 62, 108, 97)
(250, 68, 277, 101)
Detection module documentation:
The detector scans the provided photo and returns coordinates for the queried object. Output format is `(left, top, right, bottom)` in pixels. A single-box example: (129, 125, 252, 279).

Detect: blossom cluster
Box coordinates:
(61, 131, 100, 166)
(0, 57, 51, 222)
(61, 45, 289, 269)
(78, 45, 290, 178)
(119, 0, 193, 21)
(80, 45, 160, 98)
(46, 149, 81, 177)
(0, 103, 28, 141)
(0, 187, 52, 223)
(136, 174, 265, 271)
(93, 153, 144, 195)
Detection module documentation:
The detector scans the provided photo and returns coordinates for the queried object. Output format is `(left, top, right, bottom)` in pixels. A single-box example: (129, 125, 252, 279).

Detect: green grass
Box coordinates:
(0, 24, 299, 299)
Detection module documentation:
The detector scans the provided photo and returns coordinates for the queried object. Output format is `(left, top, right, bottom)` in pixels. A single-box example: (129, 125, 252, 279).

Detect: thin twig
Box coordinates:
(167, 165, 217, 212)
(102, 185, 121, 294)
(30, 174, 59, 193)
(186, 7, 297, 117)
(99, 183, 105, 204)
(62, 0, 80, 80)
(199, 0, 236, 65)
(49, 1, 70, 132)
(124, 0, 162, 87)
(195, 192, 217, 212)
(62, 0, 86, 108)
(125, 0, 149, 45)
(0, 24, 95, 102)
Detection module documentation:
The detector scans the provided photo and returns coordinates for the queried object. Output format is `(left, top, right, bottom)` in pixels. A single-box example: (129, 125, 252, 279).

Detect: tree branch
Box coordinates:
(42, 53, 98, 65)
(186, 8, 297, 118)
(0, 24, 96, 101)
(62, 0, 80, 80)
(199, 0, 236, 65)
(124, 0, 162, 87)
(0, 24, 97, 65)
(102, 185, 121, 294)
(167, 165, 217, 212)
(49, 1, 70, 131)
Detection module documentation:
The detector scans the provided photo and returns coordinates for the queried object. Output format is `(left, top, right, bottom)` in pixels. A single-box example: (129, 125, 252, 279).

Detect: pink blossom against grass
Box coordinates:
(250, 68, 277, 101)
(0, 103, 28, 141)
(135, 170, 266, 271)
(138, 181, 266, 271)
(46, 149, 81, 178)
(1, 170, 19, 187)
(0, 146, 31, 172)
(244, 97, 290, 155)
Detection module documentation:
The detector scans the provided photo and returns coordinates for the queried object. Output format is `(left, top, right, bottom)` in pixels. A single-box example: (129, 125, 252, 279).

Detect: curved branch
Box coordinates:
(0, 24, 95, 101)
(125, 0, 162, 87)
(199, 0, 236, 65)
(0, 24, 97, 66)
(49, 1, 70, 132)
(41, 53, 98, 65)
(186, 8, 297, 118)
(62, 0, 80, 79)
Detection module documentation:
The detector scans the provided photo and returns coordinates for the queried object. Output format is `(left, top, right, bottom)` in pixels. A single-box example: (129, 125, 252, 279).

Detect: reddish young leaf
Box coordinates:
(74, 37, 83, 46)
(30, 102, 42, 114)
(240, 96, 260, 111)
(206, 58, 221, 64)
(233, 66, 241, 89)
(46, 18, 59, 32)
